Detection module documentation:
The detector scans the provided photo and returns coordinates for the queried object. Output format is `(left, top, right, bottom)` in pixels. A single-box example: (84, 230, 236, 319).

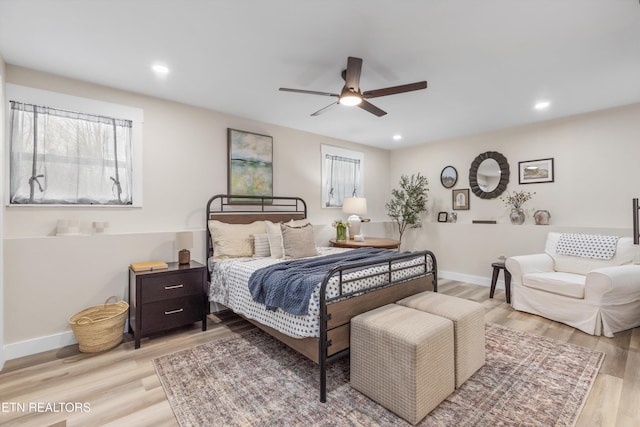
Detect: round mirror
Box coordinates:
(440, 166, 458, 188)
(469, 151, 509, 199)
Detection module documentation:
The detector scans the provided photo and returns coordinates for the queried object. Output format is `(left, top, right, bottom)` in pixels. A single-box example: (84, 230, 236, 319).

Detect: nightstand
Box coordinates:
(129, 261, 207, 349)
(329, 237, 400, 249)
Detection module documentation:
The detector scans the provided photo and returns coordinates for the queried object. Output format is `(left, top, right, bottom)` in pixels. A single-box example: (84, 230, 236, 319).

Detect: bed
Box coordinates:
(206, 194, 438, 402)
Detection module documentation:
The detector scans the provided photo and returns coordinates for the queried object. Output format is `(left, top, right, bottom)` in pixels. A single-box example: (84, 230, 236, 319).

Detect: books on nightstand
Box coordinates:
(130, 261, 168, 272)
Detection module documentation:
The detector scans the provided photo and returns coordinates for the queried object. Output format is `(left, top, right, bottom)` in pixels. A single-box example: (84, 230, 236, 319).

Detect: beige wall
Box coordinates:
(2, 66, 392, 359)
(0, 55, 6, 367)
(391, 103, 640, 282)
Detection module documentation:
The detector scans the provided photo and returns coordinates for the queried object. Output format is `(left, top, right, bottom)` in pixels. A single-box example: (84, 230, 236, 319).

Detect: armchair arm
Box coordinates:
(505, 254, 554, 284)
(585, 265, 640, 303)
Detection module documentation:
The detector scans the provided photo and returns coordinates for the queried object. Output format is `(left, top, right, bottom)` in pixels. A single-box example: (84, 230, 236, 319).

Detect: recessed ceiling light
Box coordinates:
(151, 63, 170, 74)
(393, 134, 402, 141)
(534, 101, 550, 110)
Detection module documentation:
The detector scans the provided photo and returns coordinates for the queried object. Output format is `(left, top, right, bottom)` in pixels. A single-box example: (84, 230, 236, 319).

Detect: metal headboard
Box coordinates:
(205, 194, 308, 262)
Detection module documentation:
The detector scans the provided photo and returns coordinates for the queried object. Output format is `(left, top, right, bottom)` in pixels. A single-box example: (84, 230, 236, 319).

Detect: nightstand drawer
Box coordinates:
(140, 295, 203, 334)
(140, 271, 203, 303)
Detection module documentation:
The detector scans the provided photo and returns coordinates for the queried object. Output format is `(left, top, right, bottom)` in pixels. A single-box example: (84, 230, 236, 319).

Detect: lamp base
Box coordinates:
(347, 215, 362, 239)
(178, 249, 191, 265)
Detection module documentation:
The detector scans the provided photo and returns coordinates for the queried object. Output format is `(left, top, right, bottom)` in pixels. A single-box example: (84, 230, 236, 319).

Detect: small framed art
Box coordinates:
(437, 212, 448, 222)
(452, 188, 470, 210)
(519, 158, 554, 184)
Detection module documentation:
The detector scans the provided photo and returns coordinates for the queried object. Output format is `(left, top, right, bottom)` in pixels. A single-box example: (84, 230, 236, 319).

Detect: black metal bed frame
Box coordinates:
(205, 194, 437, 402)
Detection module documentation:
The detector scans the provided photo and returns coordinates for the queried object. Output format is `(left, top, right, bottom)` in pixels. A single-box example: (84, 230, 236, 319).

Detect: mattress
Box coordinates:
(209, 247, 431, 338)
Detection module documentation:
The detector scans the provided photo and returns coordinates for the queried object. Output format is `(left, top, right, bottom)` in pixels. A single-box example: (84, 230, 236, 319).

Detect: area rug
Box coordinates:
(153, 324, 604, 426)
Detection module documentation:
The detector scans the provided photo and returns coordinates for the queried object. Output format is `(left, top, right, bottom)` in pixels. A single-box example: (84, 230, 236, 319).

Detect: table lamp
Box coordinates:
(176, 231, 193, 264)
(342, 197, 367, 239)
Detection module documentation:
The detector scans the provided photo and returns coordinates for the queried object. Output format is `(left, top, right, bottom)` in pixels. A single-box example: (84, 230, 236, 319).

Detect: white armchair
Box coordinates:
(506, 232, 640, 337)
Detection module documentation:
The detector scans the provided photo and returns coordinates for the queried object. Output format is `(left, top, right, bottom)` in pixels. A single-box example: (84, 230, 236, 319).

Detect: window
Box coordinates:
(6, 84, 143, 206)
(321, 145, 364, 208)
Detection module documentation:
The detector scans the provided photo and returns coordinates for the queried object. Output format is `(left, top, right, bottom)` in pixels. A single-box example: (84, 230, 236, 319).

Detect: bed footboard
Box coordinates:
(318, 250, 437, 402)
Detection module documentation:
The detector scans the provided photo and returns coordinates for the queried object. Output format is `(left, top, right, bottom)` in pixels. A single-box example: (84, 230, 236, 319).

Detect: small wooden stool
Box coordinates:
(490, 262, 511, 303)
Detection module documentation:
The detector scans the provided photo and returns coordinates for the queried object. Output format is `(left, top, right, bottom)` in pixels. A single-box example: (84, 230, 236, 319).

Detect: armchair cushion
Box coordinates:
(522, 272, 586, 299)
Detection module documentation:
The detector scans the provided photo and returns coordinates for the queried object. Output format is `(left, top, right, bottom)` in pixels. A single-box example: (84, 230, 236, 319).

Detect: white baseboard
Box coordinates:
(439, 270, 507, 289)
(3, 320, 130, 362)
(4, 331, 78, 361)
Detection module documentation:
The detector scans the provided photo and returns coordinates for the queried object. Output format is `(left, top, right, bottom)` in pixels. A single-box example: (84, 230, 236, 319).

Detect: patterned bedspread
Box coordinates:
(209, 247, 430, 338)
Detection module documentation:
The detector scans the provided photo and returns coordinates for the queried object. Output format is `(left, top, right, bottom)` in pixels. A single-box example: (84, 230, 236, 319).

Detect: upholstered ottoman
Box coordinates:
(350, 304, 455, 425)
(397, 291, 486, 388)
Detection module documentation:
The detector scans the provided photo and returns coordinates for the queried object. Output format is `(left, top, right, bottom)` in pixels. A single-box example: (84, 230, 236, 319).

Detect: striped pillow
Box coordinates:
(253, 233, 271, 257)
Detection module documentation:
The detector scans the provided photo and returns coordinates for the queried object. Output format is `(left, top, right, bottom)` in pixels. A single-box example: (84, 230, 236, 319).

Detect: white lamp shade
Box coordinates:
(176, 231, 194, 249)
(342, 197, 367, 215)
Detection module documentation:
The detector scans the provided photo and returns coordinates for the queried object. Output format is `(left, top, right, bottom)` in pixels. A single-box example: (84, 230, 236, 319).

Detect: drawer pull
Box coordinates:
(164, 308, 184, 315)
(164, 284, 184, 290)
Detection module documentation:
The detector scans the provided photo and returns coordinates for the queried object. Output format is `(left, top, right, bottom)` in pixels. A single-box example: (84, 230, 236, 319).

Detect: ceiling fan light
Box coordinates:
(339, 94, 362, 106)
(339, 87, 362, 106)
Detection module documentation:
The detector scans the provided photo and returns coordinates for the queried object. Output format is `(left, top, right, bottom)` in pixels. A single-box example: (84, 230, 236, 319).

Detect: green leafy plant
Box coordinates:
(500, 190, 535, 209)
(331, 220, 350, 228)
(386, 173, 429, 246)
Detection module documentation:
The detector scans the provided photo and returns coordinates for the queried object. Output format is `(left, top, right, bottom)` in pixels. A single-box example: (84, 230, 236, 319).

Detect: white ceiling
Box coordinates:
(1, 0, 639, 149)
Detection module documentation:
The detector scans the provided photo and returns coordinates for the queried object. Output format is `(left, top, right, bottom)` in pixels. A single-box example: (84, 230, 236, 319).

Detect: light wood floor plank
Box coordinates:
(0, 282, 636, 427)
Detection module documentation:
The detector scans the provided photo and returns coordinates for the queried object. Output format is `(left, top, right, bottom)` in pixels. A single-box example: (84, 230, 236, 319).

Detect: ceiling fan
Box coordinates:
(279, 56, 427, 117)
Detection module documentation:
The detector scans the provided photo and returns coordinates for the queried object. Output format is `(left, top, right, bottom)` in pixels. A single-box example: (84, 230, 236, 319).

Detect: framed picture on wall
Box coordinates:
(452, 188, 470, 210)
(437, 212, 449, 222)
(227, 129, 273, 202)
(519, 158, 554, 184)
(440, 165, 458, 188)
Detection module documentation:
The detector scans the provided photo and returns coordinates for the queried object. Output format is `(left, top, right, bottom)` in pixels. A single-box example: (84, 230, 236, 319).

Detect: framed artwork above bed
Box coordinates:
(227, 129, 273, 202)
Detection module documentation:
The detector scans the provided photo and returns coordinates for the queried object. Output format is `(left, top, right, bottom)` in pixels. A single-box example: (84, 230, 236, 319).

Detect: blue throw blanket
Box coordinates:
(248, 248, 398, 316)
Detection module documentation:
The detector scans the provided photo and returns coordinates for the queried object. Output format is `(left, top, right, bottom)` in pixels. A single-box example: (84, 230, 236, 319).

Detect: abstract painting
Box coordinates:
(227, 129, 273, 200)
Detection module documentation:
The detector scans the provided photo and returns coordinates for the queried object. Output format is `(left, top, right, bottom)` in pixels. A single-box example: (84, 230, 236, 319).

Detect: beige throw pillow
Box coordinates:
(208, 220, 266, 260)
(281, 223, 319, 259)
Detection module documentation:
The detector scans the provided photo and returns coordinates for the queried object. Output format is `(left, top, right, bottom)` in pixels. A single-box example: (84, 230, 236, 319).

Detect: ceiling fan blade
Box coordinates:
(279, 88, 339, 97)
(362, 81, 427, 99)
(344, 57, 363, 91)
(358, 100, 387, 117)
(311, 101, 339, 116)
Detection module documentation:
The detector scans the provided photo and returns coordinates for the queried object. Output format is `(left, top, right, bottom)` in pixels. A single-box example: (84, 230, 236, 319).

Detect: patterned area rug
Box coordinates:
(153, 324, 604, 426)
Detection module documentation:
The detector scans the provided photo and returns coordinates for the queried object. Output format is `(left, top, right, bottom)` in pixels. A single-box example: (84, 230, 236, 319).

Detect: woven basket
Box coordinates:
(69, 296, 129, 353)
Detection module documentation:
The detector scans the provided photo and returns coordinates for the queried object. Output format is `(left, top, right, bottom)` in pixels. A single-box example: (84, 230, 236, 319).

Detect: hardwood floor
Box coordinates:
(1, 280, 638, 427)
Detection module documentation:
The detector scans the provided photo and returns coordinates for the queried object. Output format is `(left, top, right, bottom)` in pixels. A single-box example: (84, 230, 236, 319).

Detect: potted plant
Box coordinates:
(385, 173, 429, 247)
(501, 190, 535, 224)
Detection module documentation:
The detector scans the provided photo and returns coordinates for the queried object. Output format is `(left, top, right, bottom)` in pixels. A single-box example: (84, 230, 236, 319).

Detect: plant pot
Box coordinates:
(510, 208, 525, 225)
(336, 224, 347, 241)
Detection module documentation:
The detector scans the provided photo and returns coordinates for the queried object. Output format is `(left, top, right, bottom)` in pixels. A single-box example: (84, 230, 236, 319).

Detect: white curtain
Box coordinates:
(323, 154, 362, 207)
(9, 101, 133, 205)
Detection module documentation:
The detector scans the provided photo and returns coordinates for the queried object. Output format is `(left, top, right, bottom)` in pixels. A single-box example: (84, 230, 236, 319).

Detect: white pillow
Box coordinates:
(208, 220, 266, 260)
(288, 218, 310, 227)
(265, 220, 284, 259)
(253, 233, 271, 257)
(281, 223, 319, 259)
